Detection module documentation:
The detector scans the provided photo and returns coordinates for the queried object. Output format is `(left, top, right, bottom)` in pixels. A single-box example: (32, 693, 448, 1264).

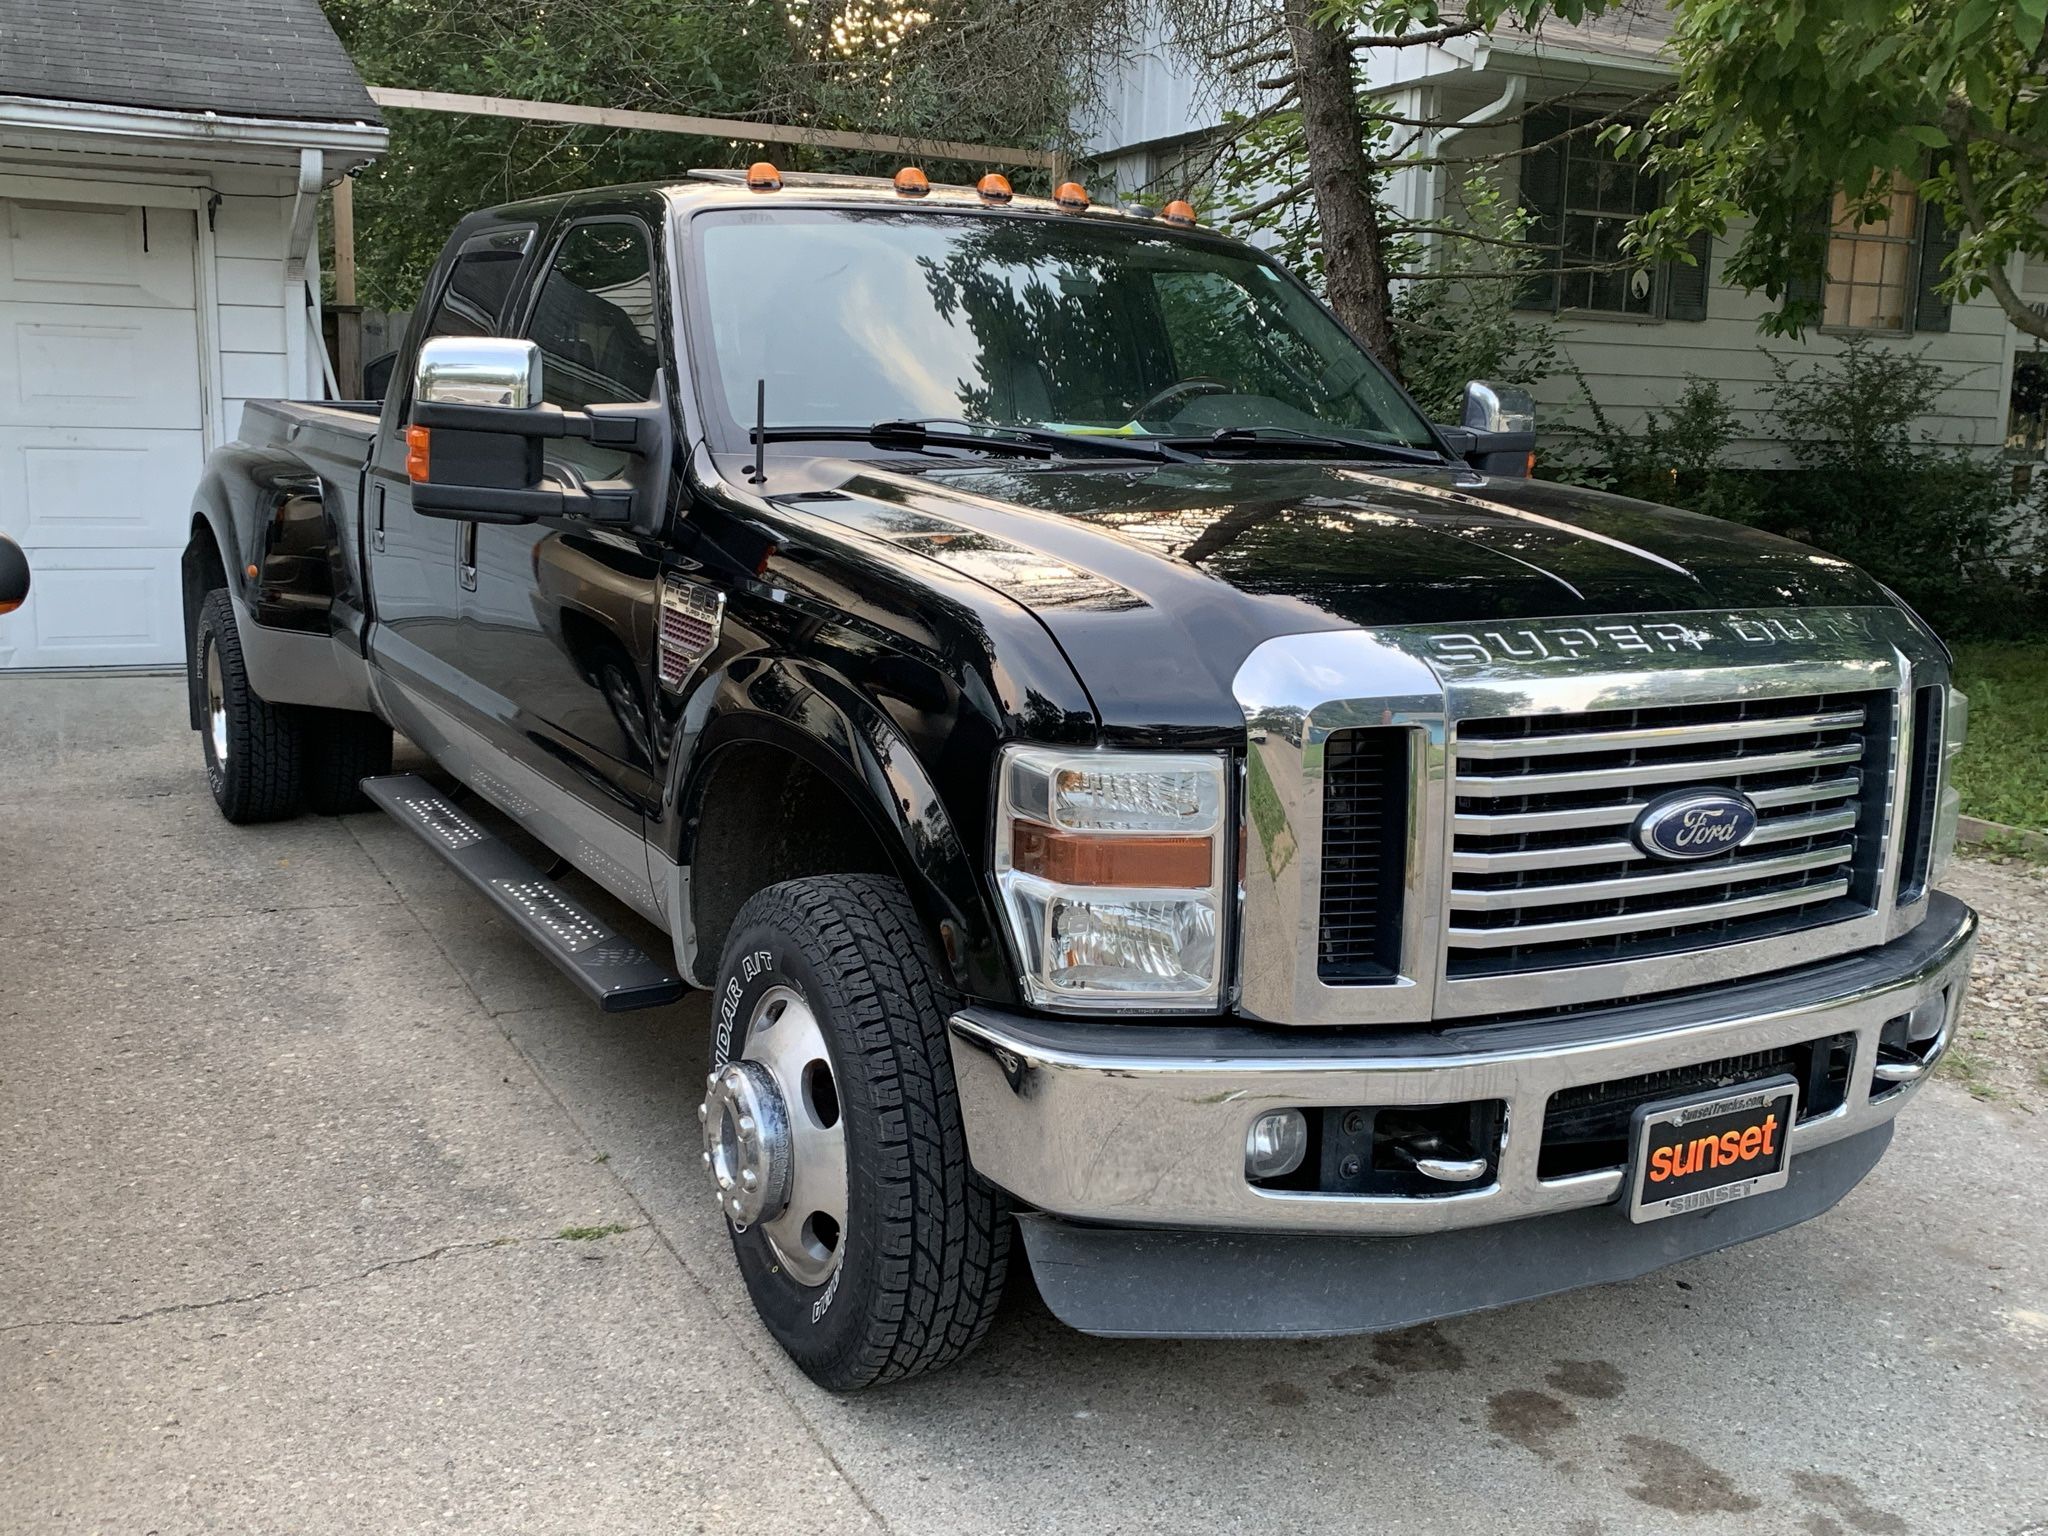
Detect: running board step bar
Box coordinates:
(362, 773, 687, 1013)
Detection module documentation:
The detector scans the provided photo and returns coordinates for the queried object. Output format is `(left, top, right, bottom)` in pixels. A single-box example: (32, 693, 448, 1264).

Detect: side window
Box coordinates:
(524, 222, 661, 410)
(423, 227, 535, 341)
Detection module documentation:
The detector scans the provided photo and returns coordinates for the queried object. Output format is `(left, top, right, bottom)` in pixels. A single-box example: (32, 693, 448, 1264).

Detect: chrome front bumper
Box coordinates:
(949, 895, 1975, 1236)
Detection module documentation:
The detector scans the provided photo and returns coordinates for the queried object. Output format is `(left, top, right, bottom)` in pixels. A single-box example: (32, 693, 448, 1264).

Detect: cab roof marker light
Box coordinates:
(1162, 199, 1197, 227)
(746, 161, 782, 191)
(976, 173, 1013, 205)
(893, 166, 930, 197)
(1053, 181, 1090, 211)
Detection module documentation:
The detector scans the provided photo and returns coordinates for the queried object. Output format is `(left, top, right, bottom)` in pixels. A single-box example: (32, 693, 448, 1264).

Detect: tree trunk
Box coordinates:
(1283, 0, 1399, 370)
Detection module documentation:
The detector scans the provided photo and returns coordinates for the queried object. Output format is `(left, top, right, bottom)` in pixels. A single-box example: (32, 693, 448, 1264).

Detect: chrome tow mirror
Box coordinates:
(1460, 379, 1536, 435)
(415, 336, 543, 408)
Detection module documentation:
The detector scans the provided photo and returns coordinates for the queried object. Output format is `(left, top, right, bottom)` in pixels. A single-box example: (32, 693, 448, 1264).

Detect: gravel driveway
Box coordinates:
(1942, 853, 2048, 1109)
(4, 675, 2044, 1535)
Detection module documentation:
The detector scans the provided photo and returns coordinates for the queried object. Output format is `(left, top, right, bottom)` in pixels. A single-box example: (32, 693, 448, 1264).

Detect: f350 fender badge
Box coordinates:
(1633, 789, 1757, 861)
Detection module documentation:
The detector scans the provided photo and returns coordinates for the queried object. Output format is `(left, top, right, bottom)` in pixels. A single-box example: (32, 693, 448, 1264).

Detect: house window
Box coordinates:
(1823, 174, 1917, 332)
(1517, 105, 1708, 321)
(1556, 125, 1660, 314)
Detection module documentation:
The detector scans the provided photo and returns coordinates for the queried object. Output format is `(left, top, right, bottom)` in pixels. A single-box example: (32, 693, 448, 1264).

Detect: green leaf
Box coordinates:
(2015, 0, 2048, 52)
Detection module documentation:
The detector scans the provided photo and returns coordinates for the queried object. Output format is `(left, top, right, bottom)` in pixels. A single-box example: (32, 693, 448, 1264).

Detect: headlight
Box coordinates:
(1929, 686, 1966, 885)
(994, 746, 1227, 1010)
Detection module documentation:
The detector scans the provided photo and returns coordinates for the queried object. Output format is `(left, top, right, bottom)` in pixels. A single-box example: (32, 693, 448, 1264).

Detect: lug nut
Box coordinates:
(697, 1103, 708, 1124)
(738, 1115, 755, 1136)
(700, 1150, 711, 1168)
(741, 1169, 758, 1189)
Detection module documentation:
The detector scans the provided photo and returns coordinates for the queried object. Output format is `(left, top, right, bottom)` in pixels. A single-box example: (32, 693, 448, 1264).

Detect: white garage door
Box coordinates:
(0, 197, 205, 668)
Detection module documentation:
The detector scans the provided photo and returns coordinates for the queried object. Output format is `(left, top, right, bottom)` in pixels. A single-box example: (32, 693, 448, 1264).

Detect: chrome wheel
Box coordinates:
(203, 634, 229, 764)
(701, 986, 847, 1287)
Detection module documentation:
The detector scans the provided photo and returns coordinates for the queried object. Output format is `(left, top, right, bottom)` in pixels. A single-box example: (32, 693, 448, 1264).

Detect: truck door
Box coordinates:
(364, 222, 537, 711)
(446, 215, 668, 919)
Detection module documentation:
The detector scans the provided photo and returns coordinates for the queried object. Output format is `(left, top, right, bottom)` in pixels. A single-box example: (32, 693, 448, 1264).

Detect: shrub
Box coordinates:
(1540, 340, 2048, 639)
(1393, 174, 1559, 422)
(1755, 340, 2044, 639)
(1545, 370, 1758, 520)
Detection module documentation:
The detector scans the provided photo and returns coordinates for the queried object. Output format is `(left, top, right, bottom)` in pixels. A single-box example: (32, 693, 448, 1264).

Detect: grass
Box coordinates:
(1937, 1047, 2001, 1102)
(556, 1223, 631, 1241)
(1949, 643, 2048, 832)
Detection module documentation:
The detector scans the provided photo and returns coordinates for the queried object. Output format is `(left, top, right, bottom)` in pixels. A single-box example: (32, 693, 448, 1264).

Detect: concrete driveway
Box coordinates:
(4, 674, 2045, 1535)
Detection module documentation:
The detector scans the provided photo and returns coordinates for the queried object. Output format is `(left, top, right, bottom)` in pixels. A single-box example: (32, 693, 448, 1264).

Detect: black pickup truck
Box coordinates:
(185, 168, 1975, 1391)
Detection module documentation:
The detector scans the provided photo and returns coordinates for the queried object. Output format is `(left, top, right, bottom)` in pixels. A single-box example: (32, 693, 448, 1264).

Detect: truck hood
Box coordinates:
(792, 458, 1892, 737)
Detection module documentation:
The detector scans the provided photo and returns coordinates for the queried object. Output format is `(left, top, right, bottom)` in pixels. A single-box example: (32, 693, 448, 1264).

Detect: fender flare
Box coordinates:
(182, 486, 248, 729)
(663, 654, 1012, 1002)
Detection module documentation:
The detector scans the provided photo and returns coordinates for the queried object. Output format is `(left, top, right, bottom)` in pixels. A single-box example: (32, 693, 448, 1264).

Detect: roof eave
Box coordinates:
(0, 94, 386, 166)
(1468, 36, 1677, 86)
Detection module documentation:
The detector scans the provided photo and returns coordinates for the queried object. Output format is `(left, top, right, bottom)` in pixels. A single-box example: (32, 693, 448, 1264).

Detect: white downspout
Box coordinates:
(1426, 72, 1528, 269)
(283, 147, 340, 399)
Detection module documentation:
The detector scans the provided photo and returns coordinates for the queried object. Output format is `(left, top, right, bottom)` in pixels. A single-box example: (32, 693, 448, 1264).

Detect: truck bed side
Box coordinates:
(183, 397, 384, 720)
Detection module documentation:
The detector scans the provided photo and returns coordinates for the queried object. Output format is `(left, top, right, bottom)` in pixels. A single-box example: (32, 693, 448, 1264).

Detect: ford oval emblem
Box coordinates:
(1632, 790, 1757, 861)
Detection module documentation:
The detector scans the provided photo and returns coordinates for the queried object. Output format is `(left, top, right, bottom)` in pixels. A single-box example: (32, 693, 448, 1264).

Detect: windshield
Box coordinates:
(688, 208, 1437, 451)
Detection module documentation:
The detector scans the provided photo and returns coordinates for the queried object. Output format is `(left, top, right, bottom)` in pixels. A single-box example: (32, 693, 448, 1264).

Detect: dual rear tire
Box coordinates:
(193, 589, 391, 824)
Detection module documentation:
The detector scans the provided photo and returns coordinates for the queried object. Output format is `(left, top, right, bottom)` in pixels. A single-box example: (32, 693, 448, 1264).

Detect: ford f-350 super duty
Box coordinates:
(184, 167, 1975, 1391)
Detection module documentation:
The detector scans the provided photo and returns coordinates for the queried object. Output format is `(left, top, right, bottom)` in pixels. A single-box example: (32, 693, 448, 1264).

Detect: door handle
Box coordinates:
(458, 521, 478, 592)
(372, 485, 386, 554)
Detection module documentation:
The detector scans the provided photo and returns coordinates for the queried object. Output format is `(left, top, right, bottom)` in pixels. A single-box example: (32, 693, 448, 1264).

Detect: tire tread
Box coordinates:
(726, 874, 1009, 1389)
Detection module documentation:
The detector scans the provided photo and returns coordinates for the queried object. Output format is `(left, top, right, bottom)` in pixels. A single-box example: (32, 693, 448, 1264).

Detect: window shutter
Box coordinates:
(1665, 229, 1713, 321)
(1515, 105, 1570, 312)
(1911, 197, 1958, 333)
(1785, 198, 1830, 315)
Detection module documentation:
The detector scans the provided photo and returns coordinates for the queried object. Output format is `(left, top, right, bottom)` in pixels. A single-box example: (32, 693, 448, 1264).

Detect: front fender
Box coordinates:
(663, 652, 1011, 1002)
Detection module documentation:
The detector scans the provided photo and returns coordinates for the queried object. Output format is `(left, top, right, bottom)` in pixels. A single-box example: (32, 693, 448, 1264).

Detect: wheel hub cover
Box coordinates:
(699, 1060, 792, 1231)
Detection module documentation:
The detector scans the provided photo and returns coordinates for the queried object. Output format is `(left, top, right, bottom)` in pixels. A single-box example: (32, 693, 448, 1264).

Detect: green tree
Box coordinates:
(1631, 0, 2048, 340)
(323, 0, 785, 308)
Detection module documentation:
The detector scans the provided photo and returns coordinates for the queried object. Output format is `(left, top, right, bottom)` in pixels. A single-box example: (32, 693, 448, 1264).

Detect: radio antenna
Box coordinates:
(748, 378, 766, 485)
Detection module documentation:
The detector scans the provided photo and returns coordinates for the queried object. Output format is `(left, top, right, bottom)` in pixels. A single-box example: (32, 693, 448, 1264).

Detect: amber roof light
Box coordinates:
(893, 166, 930, 197)
(1162, 199, 1197, 227)
(976, 173, 1013, 205)
(746, 161, 782, 191)
(1052, 181, 1090, 211)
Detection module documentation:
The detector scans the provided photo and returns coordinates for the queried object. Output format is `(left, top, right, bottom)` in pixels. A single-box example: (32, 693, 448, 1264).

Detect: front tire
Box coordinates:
(703, 875, 1009, 1391)
(194, 589, 301, 824)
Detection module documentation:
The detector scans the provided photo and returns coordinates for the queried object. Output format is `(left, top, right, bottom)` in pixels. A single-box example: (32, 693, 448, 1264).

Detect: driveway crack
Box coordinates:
(2, 1227, 646, 1333)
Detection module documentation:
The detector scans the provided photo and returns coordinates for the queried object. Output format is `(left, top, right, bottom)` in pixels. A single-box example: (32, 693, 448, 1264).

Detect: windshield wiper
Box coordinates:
(1168, 425, 1443, 463)
(753, 418, 1194, 464)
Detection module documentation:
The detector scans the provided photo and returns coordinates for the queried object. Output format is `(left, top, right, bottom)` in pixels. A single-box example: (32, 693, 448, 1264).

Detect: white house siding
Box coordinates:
(1429, 117, 2013, 464)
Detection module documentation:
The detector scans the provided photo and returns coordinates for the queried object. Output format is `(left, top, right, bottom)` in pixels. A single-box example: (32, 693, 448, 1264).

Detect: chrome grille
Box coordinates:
(1445, 691, 1893, 978)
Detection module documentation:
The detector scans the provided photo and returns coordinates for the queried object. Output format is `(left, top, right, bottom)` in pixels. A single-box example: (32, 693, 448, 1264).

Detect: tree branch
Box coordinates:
(1350, 20, 1485, 49)
(1232, 16, 1485, 74)
(1948, 141, 2048, 342)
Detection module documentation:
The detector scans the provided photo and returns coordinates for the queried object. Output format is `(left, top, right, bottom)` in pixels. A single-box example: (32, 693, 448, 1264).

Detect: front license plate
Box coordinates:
(1627, 1075, 1799, 1224)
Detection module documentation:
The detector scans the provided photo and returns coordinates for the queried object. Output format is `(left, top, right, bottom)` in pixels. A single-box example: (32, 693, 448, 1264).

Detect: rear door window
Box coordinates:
(423, 226, 536, 340)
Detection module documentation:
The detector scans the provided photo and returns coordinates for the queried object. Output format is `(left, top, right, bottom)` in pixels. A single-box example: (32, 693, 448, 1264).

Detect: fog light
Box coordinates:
(1246, 1110, 1308, 1180)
